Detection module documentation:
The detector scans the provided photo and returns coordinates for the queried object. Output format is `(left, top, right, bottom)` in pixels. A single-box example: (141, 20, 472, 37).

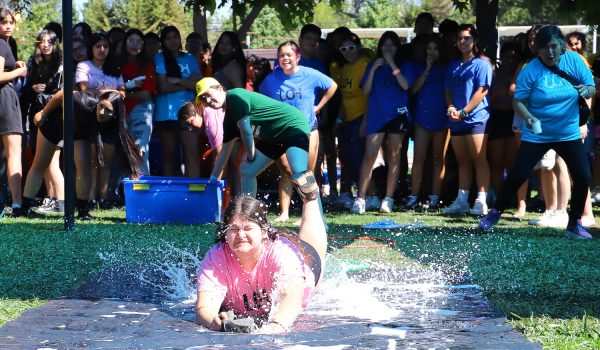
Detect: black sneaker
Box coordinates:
(11, 206, 30, 218)
(403, 195, 420, 211)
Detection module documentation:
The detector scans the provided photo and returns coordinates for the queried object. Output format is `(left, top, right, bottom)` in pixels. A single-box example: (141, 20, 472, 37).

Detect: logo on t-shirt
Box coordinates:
(278, 88, 303, 101)
(243, 289, 271, 312)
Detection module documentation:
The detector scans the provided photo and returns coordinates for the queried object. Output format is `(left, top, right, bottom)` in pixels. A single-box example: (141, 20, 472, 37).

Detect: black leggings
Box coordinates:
(495, 140, 591, 225)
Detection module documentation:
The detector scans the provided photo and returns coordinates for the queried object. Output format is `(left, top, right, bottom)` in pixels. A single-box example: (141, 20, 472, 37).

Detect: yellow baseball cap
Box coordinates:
(196, 77, 221, 102)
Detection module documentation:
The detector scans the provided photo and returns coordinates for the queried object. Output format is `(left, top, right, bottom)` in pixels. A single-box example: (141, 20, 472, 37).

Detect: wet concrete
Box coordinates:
(0, 263, 541, 349)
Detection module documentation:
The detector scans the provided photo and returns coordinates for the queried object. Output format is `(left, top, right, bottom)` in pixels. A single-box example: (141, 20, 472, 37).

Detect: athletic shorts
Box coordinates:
(372, 113, 408, 135)
(451, 122, 487, 136)
(299, 239, 321, 286)
(255, 133, 309, 160)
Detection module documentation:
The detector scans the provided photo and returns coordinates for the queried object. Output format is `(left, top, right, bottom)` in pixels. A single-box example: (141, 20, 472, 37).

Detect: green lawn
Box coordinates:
(0, 207, 599, 349)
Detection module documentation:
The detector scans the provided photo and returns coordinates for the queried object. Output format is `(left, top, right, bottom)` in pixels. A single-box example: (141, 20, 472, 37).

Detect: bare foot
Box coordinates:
(292, 218, 302, 226)
(581, 216, 596, 227)
(274, 214, 289, 223)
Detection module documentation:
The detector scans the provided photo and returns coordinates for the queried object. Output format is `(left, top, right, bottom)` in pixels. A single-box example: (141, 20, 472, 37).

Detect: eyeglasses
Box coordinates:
(339, 45, 356, 53)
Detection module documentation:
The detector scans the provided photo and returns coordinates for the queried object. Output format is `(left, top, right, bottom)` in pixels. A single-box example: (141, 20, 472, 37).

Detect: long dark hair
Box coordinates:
(212, 31, 246, 74)
(375, 31, 402, 65)
(120, 28, 148, 65)
(416, 33, 447, 65)
(73, 22, 92, 43)
(160, 26, 182, 78)
(457, 24, 484, 58)
(32, 29, 63, 82)
(96, 91, 143, 178)
(216, 196, 315, 268)
(88, 32, 120, 78)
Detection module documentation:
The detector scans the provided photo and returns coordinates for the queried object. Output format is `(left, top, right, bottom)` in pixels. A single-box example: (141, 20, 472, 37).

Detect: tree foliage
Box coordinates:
(81, 0, 193, 35)
(13, 0, 62, 61)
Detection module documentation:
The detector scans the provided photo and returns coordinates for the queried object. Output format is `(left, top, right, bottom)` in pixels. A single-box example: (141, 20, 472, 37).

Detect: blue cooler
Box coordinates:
(123, 176, 225, 224)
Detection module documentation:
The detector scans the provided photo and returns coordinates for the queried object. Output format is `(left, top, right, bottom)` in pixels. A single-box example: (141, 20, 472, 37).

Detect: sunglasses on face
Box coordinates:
(339, 45, 356, 53)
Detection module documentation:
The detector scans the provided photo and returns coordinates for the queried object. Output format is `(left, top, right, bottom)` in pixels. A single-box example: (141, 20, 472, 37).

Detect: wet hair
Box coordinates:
(375, 31, 402, 62)
(160, 26, 183, 78)
(43, 22, 63, 43)
(120, 28, 148, 65)
(96, 91, 143, 178)
(177, 102, 199, 131)
(212, 31, 247, 74)
(73, 22, 92, 43)
(277, 40, 301, 57)
(566, 31, 586, 51)
(216, 196, 315, 267)
(88, 32, 121, 78)
(300, 24, 321, 39)
(32, 29, 63, 82)
(457, 24, 485, 58)
(535, 25, 566, 53)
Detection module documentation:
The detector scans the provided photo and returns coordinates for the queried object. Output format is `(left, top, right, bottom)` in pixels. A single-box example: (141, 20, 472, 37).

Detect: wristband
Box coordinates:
(460, 109, 468, 119)
(392, 68, 401, 76)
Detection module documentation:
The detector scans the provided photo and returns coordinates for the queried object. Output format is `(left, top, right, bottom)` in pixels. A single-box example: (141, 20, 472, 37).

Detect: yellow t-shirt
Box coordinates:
(339, 55, 369, 122)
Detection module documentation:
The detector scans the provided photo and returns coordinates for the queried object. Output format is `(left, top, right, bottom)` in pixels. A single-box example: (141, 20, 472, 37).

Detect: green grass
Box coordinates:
(1, 207, 599, 349)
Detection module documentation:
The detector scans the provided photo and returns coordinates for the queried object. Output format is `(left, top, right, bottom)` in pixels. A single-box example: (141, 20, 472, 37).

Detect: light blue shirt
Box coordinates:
(515, 51, 594, 143)
(154, 52, 201, 122)
(259, 66, 333, 129)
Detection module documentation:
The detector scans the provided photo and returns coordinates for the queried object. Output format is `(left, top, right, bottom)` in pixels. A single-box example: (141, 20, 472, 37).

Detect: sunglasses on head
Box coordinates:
(339, 45, 356, 53)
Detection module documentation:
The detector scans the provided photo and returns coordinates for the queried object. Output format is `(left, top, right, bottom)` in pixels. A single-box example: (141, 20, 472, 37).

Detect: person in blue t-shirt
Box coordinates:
(480, 25, 595, 240)
(353, 31, 413, 214)
(442, 24, 493, 216)
(298, 24, 328, 74)
(406, 34, 450, 211)
(154, 26, 201, 176)
(260, 41, 337, 222)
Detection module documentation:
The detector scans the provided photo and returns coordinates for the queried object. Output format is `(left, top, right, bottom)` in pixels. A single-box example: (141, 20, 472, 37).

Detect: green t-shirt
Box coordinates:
(223, 88, 310, 143)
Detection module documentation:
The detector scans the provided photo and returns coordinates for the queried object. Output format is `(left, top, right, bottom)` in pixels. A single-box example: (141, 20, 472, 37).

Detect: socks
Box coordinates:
(477, 191, 487, 203)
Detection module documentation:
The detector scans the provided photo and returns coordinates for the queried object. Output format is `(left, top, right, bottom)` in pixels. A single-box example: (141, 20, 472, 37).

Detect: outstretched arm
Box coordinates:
(196, 290, 229, 331)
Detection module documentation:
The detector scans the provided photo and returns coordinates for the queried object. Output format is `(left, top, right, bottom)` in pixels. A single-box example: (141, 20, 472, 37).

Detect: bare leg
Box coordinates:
(23, 132, 56, 199)
(465, 133, 490, 193)
(2, 133, 22, 205)
(357, 133, 384, 199)
(384, 133, 404, 197)
(410, 124, 431, 197)
(297, 194, 327, 285)
(554, 156, 570, 211)
(74, 140, 92, 201)
(180, 130, 201, 177)
(431, 128, 450, 196)
(97, 143, 116, 201)
(239, 150, 274, 197)
(275, 155, 292, 222)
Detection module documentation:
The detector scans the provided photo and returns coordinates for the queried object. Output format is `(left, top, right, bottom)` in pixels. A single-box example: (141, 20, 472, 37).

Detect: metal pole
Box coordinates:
(62, 0, 75, 231)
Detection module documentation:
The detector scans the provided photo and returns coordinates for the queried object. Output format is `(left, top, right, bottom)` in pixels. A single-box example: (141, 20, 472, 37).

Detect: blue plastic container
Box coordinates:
(123, 176, 225, 224)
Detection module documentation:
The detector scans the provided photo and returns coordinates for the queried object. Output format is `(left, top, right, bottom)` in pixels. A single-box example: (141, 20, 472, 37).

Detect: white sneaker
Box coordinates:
(529, 210, 554, 225)
(539, 150, 556, 170)
(352, 197, 366, 214)
(32, 199, 64, 215)
(442, 199, 470, 214)
(365, 196, 381, 211)
(540, 210, 568, 228)
(337, 192, 354, 209)
(470, 199, 488, 216)
(380, 196, 394, 213)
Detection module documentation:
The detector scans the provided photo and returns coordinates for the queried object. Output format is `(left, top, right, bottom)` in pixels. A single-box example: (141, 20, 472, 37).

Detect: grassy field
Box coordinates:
(0, 207, 599, 349)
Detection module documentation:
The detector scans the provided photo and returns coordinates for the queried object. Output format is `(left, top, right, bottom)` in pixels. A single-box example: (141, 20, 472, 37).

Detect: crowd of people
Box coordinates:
(1, 8, 599, 241)
(1, 6, 600, 334)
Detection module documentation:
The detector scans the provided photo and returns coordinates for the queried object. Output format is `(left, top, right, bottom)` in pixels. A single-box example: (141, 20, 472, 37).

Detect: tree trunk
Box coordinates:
(475, 0, 498, 61)
(192, 3, 208, 42)
(236, 0, 267, 47)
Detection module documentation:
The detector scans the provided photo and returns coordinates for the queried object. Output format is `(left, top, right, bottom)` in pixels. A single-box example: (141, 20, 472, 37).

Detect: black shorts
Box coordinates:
(39, 109, 63, 145)
(374, 113, 409, 134)
(487, 109, 515, 140)
(255, 132, 309, 160)
(299, 239, 321, 286)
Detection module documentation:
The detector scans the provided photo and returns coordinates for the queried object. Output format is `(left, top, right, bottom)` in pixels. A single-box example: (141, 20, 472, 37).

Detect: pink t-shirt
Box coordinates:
(75, 60, 124, 90)
(202, 107, 225, 150)
(196, 237, 316, 319)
